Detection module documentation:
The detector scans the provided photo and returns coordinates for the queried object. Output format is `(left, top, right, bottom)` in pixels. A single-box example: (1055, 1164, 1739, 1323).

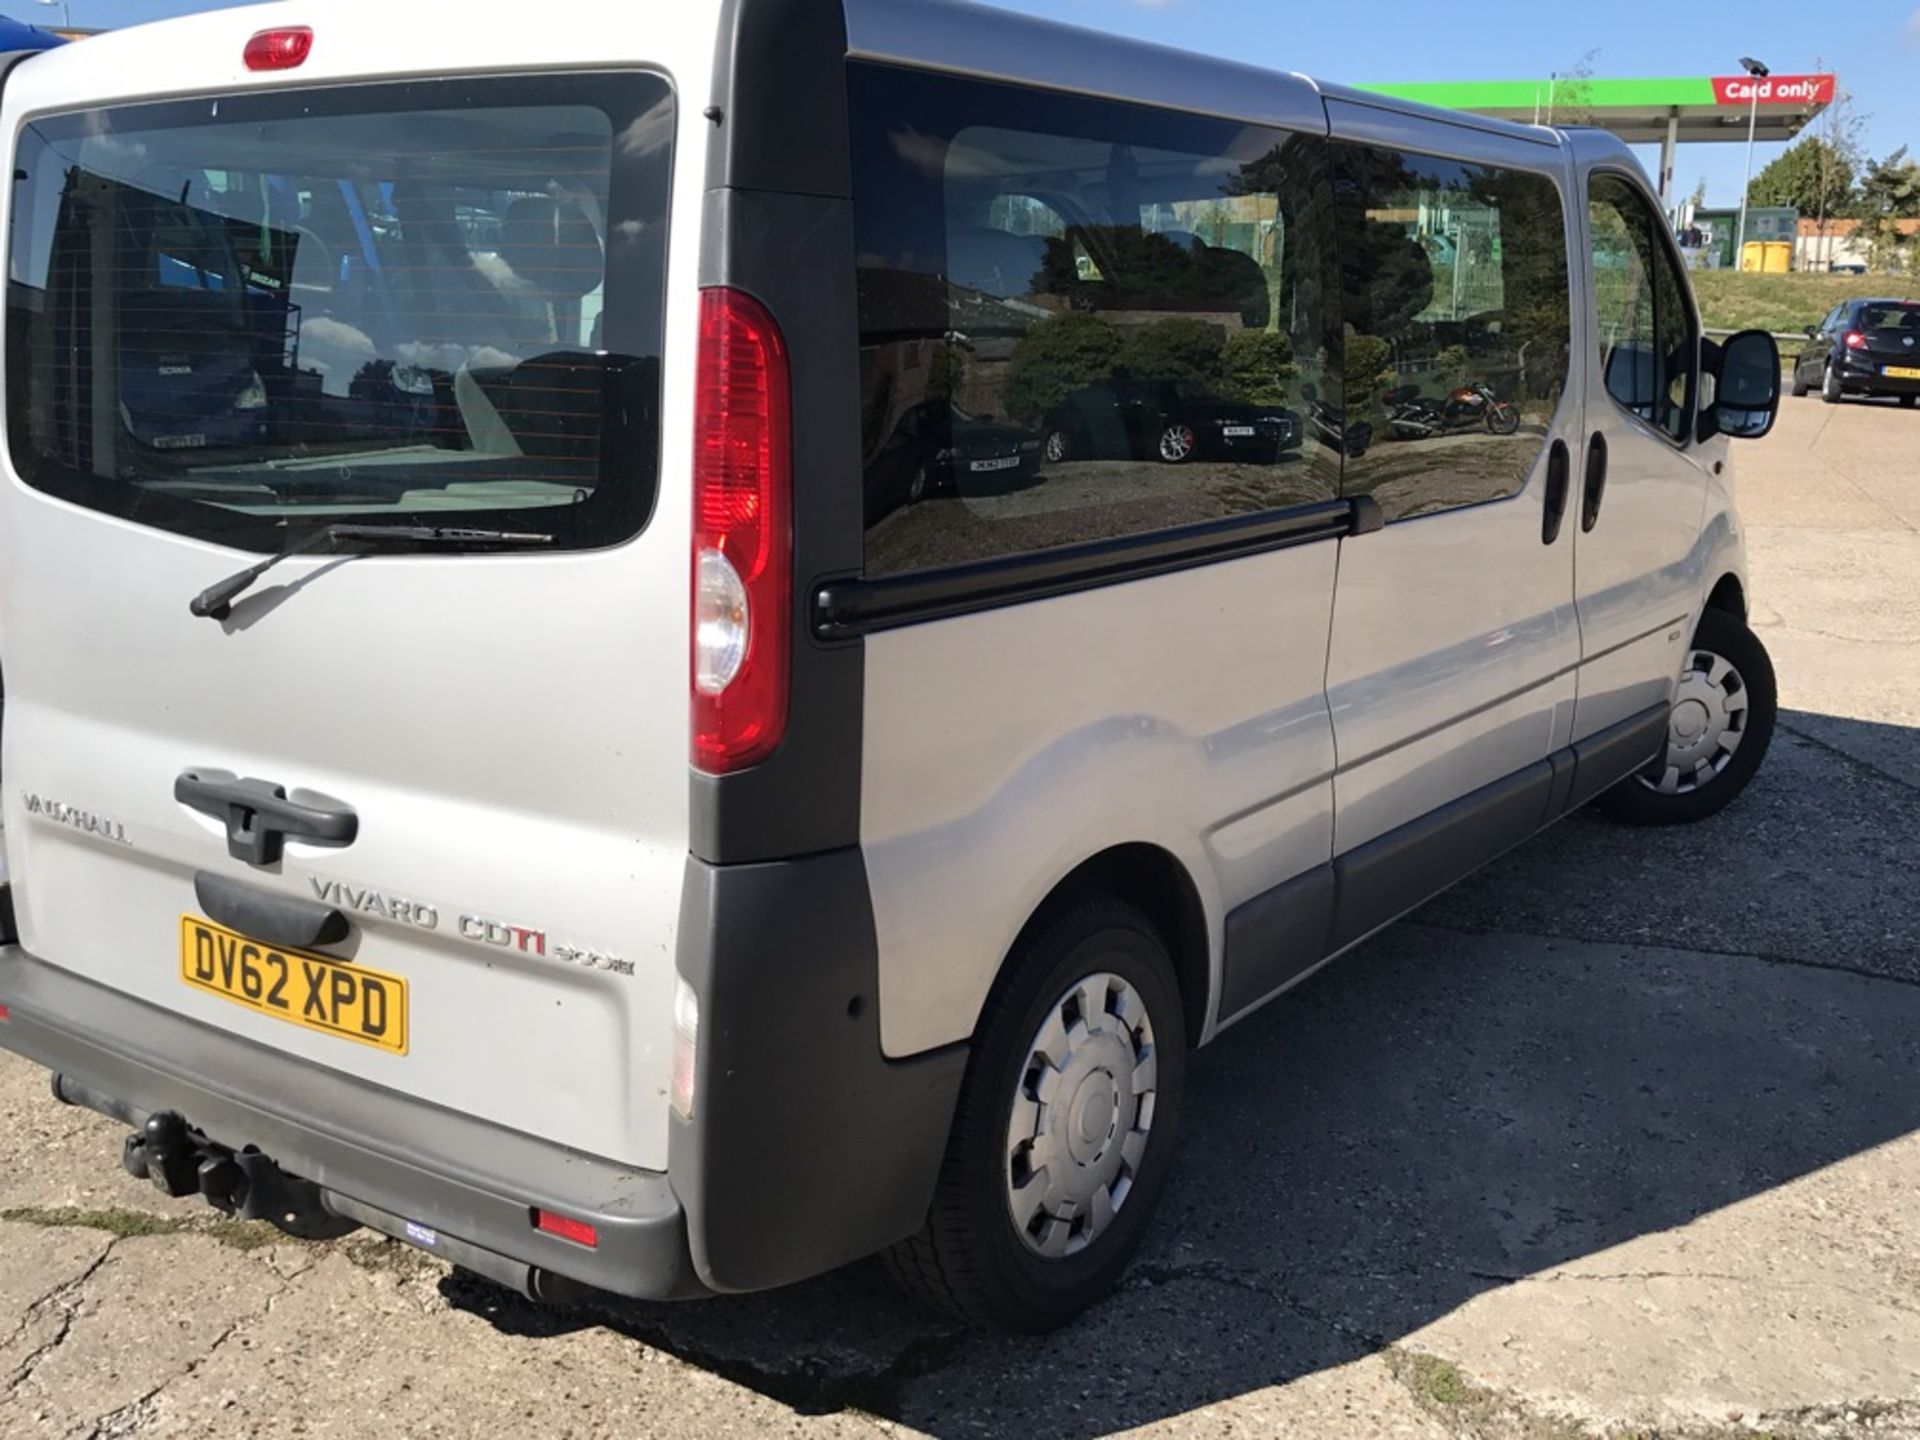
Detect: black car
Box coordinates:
(1792, 298, 1920, 406)
(1042, 378, 1302, 465)
(864, 400, 1044, 523)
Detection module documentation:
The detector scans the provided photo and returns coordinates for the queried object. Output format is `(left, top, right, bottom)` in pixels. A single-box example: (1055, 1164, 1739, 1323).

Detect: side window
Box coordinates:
(1334, 143, 1571, 523)
(848, 62, 1339, 579)
(1589, 174, 1697, 444)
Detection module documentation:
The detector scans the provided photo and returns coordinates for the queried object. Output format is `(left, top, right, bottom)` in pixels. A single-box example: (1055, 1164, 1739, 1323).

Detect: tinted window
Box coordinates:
(1334, 144, 1571, 523)
(1860, 303, 1920, 333)
(1589, 174, 1696, 444)
(848, 62, 1338, 578)
(7, 74, 672, 553)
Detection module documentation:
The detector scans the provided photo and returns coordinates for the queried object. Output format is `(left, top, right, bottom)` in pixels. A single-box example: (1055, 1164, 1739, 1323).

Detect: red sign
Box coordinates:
(1711, 74, 1837, 106)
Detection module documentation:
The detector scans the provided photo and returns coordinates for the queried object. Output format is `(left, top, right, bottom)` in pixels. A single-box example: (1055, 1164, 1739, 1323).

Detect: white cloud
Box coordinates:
(1910, 7, 1920, 41)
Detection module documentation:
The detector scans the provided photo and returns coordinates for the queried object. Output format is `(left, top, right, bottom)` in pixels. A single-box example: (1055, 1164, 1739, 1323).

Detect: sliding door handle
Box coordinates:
(1581, 433, 1610, 534)
(1542, 439, 1570, 545)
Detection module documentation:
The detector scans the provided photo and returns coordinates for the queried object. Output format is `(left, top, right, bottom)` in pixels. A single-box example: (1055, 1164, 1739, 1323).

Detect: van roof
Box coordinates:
(846, 0, 1569, 150)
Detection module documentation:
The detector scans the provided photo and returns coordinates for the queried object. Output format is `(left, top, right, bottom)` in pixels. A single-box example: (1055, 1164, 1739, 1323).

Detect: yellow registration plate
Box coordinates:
(1884, 366, 1920, 380)
(180, 915, 408, 1055)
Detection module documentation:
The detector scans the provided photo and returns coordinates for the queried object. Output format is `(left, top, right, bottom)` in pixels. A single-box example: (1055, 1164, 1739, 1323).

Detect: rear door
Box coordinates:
(1574, 157, 1710, 740)
(0, 20, 698, 1170)
(1321, 102, 1581, 944)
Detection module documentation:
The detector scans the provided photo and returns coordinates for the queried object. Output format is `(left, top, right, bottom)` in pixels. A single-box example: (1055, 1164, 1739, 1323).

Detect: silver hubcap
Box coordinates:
(1159, 426, 1195, 462)
(1641, 647, 1749, 795)
(1045, 431, 1067, 463)
(1005, 973, 1157, 1259)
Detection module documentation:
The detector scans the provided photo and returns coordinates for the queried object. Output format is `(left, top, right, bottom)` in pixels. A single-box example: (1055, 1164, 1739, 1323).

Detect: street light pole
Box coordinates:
(1733, 56, 1770, 270)
(34, 0, 71, 30)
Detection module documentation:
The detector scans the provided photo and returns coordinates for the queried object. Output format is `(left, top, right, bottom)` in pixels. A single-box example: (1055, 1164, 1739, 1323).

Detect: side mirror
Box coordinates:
(1805, 325, 1819, 339)
(1700, 329, 1780, 442)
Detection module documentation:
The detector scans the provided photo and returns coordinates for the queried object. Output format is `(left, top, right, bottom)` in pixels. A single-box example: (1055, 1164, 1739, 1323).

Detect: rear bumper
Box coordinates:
(1836, 358, 1920, 394)
(0, 945, 704, 1300)
(0, 846, 970, 1301)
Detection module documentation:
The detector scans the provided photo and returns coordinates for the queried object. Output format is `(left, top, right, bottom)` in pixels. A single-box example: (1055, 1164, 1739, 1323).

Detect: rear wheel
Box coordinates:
(1594, 606, 1776, 827)
(1157, 424, 1197, 464)
(1822, 362, 1843, 404)
(884, 899, 1186, 1330)
(1902, 395, 1917, 409)
(1485, 402, 1521, 436)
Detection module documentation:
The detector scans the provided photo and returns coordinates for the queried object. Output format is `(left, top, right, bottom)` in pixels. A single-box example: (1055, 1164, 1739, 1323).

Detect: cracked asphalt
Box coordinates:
(3, 393, 1919, 1438)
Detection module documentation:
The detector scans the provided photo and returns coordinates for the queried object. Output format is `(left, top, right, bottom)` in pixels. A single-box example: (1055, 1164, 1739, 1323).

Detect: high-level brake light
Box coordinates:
(243, 27, 313, 72)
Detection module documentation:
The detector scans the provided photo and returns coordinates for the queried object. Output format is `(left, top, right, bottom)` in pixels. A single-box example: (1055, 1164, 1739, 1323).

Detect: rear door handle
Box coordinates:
(1581, 432, 1610, 533)
(1542, 439, 1570, 545)
(175, 769, 358, 867)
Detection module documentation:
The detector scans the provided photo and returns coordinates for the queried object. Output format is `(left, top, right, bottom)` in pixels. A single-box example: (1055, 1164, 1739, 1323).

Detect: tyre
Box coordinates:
(907, 465, 932, 506)
(1485, 403, 1521, 436)
(1822, 361, 1843, 404)
(1593, 606, 1776, 827)
(884, 898, 1187, 1331)
(1044, 428, 1073, 465)
(1789, 367, 1810, 399)
(1157, 423, 1197, 464)
(1902, 395, 1917, 409)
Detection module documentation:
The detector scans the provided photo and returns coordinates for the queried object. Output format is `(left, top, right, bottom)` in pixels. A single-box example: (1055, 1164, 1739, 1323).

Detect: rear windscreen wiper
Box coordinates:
(189, 524, 553, 621)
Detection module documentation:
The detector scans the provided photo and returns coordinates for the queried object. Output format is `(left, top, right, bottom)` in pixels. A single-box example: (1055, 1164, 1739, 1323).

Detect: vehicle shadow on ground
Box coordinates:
(447, 710, 1920, 1436)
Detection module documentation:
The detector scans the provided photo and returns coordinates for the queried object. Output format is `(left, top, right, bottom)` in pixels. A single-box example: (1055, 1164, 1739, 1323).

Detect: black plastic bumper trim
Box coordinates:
(0, 949, 705, 1300)
(815, 499, 1358, 640)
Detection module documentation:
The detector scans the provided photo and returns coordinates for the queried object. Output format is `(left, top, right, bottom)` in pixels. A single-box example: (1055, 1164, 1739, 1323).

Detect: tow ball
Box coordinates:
(121, 1111, 359, 1240)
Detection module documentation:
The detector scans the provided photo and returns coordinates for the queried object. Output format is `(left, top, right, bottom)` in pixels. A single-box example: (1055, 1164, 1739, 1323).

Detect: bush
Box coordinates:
(1118, 318, 1225, 389)
(1345, 333, 1396, 412)
(1220, 329, 1298, 406)
(1002, 313, 1124, 427)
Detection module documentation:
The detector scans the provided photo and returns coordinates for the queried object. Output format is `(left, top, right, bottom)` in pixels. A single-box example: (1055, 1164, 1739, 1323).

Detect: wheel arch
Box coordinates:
(1002, 842, 1212, 1048)
(1704, 572, 1747, 621)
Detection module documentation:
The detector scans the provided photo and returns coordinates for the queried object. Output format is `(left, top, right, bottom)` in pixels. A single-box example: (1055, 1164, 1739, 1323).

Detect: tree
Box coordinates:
(1856, 147, 1920, 272)
(1344, 333, 1396, 415)
(1001, 313, 1122, 427)
(1689, 177, 1709, 211)
(1220, 329, 1298, 407)
(1747, 136, 1857, 220)
(1117, 318, 1224, 388)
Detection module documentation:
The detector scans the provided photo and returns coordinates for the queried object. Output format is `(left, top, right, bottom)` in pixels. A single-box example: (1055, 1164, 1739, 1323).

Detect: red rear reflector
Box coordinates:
(0, 1004, 10, 1023)
(534, 1209, 598, 1249)
(1844, 331, 1868, 350)
(690, 287, 792, 775)
(244, 27, 313, 71)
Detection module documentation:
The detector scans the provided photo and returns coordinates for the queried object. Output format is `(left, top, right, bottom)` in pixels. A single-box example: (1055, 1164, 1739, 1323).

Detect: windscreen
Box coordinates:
(6, 73, 672, 552)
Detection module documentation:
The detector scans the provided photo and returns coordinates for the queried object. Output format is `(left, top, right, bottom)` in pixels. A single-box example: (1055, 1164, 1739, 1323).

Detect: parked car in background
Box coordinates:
(864, 399, 1042, 523)
(1043, 377, 1301, 465)
(1792, 298, 1920, 406)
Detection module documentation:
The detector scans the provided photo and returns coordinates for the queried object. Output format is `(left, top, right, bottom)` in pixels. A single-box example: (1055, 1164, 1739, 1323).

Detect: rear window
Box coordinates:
(6, 73, 672, 553)
(1859, 303, 1920, 333)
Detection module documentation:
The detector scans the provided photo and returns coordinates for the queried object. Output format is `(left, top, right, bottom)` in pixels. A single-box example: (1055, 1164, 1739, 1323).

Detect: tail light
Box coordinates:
(0, 1003, 10, 1023)
(243, 27, 313, 71)
(1844, 331, 1868, 350)
(691, 288, 791, 774)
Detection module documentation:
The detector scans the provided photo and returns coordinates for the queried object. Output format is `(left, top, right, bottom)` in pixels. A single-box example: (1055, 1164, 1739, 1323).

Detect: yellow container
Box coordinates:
(1763, 240, 1791, 274)
(1739, 241, 1767, 272)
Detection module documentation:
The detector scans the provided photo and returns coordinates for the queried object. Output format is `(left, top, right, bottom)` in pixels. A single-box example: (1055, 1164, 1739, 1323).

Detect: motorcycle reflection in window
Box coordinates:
(1383, 382, 1520, 441)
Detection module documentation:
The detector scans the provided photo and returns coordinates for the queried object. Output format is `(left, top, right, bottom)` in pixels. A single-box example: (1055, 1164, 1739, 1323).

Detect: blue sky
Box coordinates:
(25, 0, 1918, 208)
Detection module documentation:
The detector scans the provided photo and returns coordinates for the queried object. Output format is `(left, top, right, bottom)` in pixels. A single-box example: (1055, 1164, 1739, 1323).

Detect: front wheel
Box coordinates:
(1044, 428, 1073, 465)
(1789, 366, 1810, 399)
(1593, 607, 1776, 827)
(884, 899, 1186, 1330)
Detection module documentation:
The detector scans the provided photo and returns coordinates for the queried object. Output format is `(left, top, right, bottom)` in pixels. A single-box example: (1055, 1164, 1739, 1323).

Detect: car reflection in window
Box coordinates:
(864, 399, 1045, 525)
(1042, 378, 1302, 467)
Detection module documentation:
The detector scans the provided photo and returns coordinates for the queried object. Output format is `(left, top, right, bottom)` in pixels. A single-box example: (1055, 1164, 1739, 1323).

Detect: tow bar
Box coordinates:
(118, 1108, 358, 1240)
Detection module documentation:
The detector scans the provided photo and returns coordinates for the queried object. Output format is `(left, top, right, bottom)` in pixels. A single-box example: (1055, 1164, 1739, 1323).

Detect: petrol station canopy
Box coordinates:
(1359, 74, 1835, 144)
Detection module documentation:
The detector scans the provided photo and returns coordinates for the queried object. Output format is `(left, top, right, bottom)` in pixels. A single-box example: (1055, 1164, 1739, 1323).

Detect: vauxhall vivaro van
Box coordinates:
(0, 0, 1781, 1330)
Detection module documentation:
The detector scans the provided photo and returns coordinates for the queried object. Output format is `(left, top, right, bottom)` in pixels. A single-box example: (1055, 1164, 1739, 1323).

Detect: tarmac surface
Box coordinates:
(2, 390, 1918, 1438)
